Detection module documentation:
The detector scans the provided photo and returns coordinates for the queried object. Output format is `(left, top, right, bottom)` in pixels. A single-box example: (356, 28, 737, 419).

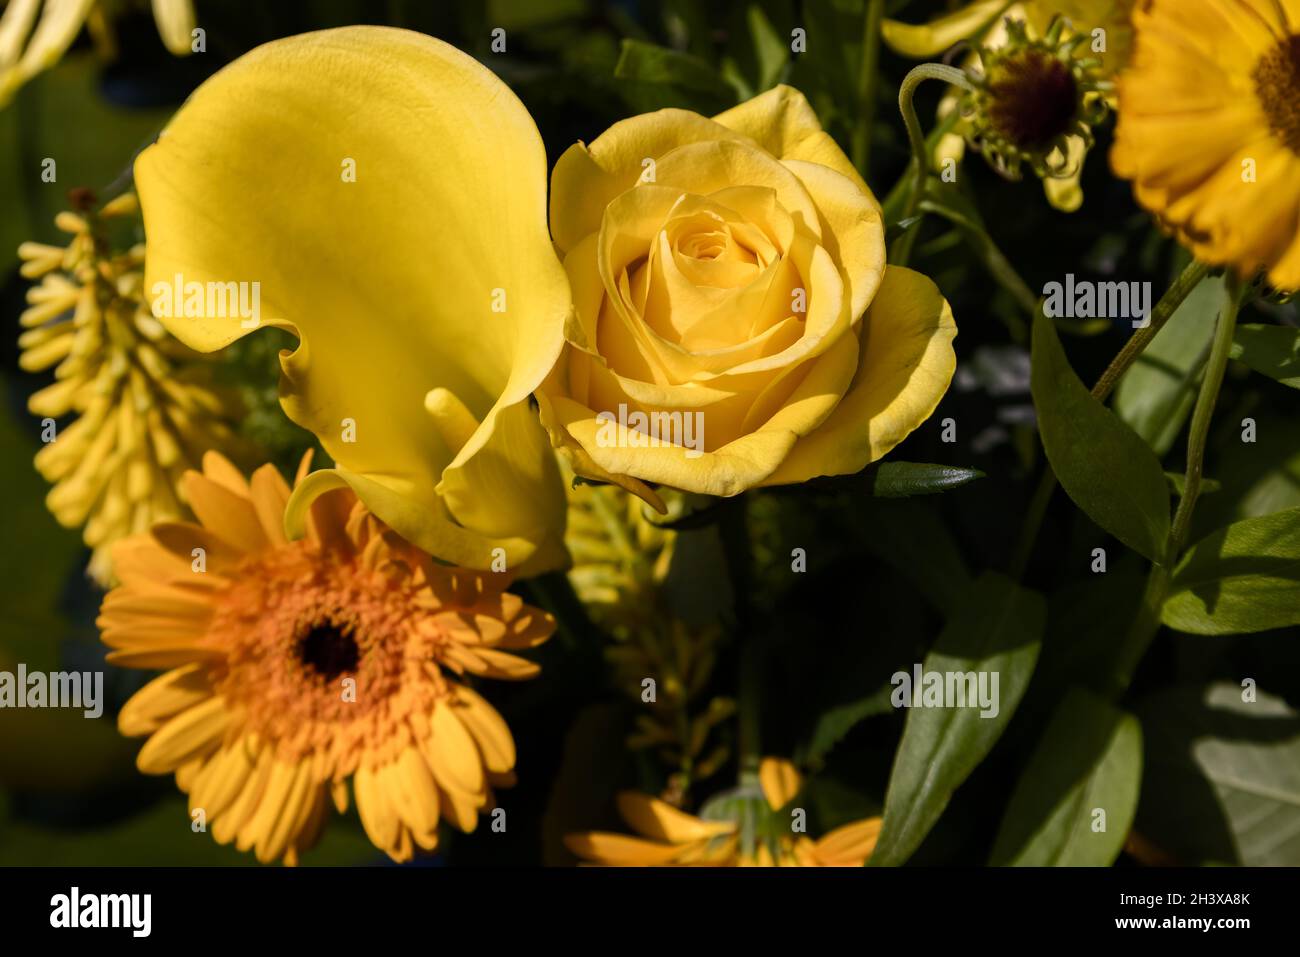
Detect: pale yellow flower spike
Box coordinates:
(0, 0, 196, 107)
(150, 0, 195, 55)
(133, 26, 572, 577)
(17, 193, 249, 584)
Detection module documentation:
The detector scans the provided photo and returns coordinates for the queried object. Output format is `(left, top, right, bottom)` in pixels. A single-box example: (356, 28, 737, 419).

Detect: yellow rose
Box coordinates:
(537, 86, 958, 509)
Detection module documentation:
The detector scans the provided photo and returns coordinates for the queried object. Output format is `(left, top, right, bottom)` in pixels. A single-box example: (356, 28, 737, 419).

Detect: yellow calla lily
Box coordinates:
(133, 26, 572, 576)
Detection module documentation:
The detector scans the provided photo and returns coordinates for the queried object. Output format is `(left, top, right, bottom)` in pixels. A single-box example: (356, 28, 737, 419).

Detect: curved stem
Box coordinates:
(1106, 275, 1242, 695)
(851, 0, 887, 175)
(892, 63, 974, 266)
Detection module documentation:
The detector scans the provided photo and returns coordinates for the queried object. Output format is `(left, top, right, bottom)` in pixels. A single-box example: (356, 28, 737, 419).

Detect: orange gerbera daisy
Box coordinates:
(565, 757, 882, 866)
(97, 451, 554, 864)
(1112, 0, 1300, 290)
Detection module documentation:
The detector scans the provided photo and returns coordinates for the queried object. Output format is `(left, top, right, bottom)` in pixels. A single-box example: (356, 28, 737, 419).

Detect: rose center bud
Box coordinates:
(1254, 34, 1300, 155)
(986, 49, 1079, 149)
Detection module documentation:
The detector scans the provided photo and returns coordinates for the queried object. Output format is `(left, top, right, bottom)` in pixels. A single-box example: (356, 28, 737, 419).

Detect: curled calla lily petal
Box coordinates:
(881, 0, 1012, 59)
(134, 26, 571, 575)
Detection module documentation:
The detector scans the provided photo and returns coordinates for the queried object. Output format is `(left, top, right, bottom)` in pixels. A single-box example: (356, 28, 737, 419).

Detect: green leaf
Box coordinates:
(804, 690, 896, 768)
(1030, 311, 1172, 563)
(1230, 323, 1300, 389)
(1137, 683, 1300, 866)
(1115, 274, 1222, 455)
(869, 572, 1045, 866)
(862, 461, 985, 497)
(747, 5, 789, 92)
(1162, 505, 1300, 635)
(989, 688, 1142, 866)
(614, 39, 737, 112)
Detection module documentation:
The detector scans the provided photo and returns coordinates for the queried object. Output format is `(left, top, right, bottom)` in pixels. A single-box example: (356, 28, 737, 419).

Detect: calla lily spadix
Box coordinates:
(133, 26, 573, 576)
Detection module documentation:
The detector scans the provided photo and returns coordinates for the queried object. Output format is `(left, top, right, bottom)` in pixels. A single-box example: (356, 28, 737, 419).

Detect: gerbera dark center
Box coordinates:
(298, 623, 360, 680)
(987, 50, 1078, 149)
(1254, 35, 1300, 155)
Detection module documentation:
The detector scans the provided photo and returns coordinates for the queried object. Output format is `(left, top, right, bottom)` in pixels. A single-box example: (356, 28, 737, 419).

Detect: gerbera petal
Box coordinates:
(564, 831, 687, 865)
(759, 757, 803, 811)
(136, 696, 230, 774)
(615, 792, 735, 842)
(810, 816, 883, 866)
(117, 663, 212, 737)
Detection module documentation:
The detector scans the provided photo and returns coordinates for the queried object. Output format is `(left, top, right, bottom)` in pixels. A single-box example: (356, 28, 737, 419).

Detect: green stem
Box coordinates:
(1107, 275, 1242, 695)
(1008, 258, 1212, 580)
(892, 63, 974, 267)
(851, 0, 887, 175)
(718, 496, 761, 781)
(1091, 260, 1211, 402)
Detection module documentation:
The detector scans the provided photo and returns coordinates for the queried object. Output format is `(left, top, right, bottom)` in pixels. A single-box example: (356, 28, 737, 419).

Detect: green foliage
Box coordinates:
(1031, 312, 1172, 562)
(1115, 273, 1222, 455)
(861, 461, 985, 497)
(869, 573, 1045, 866)
(1162, 506, 1300, 635)
(1138, 684, 1300, 866)
(1231, 323, 1300, 389)
(990, 688, 1141, 866)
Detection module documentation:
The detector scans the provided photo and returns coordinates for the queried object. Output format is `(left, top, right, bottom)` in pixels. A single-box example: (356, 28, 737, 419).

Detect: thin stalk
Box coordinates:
(1106, 275, 1242, 695)
(851, 0, 887, 175)
(719, 496, 761, 781)
(892, 63, 974, 266)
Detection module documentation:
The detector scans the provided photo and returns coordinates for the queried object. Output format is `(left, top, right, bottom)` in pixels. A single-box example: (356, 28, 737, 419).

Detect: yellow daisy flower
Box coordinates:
(565, 757, 882, 866)
(0, 0, 197, 106)
(1111, 0, 1300, 291)
(18, 192, 248, 584)
(97, 451, 555, 864)
(886, 1, 1133, 211)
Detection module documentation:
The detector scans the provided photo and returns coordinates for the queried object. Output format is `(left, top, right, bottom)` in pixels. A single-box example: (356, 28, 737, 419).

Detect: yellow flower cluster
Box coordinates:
(565, 478, 734, 800)
(18, 193, 248, 582)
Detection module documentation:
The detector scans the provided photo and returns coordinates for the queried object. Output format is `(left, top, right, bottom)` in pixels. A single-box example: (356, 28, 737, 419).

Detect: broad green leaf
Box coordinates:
(989, 688, 1141, 866)
(863, 461, 985, 498)
(614, 39, 737, 112)
(1138, 684, 1300, 866)
(1230, 323, 1300, 389)
(1162, 506, 1300, 635)
(746, 4, 788, 92)
(1114, 274, 1222, 455)
(869, 572, 1045, 866)
(1031, 312, 1171, 563)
